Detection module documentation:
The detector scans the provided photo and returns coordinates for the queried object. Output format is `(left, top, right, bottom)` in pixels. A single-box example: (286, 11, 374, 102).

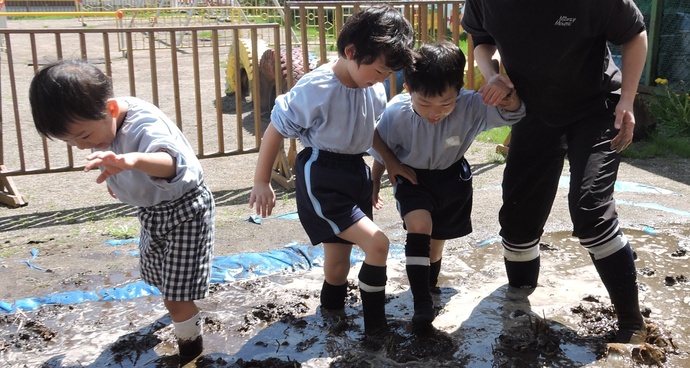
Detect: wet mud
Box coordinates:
(1, 228, 689, 367)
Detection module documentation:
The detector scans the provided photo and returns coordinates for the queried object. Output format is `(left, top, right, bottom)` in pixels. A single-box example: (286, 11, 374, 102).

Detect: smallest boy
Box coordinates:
(29, 59, 215, 364)
(371, 42, 525, 328)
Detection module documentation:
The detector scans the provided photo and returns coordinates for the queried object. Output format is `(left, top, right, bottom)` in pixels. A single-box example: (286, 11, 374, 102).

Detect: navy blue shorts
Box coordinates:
(394, 158, 473, 240)
(294, 147, 373, 245)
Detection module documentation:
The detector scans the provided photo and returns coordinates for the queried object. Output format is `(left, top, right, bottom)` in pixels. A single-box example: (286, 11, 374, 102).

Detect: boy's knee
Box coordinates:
(325, 263, 351, 284)
(373, 232, 390, 252)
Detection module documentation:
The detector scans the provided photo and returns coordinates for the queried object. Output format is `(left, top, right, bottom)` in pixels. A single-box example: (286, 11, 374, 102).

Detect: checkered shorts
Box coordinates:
(138, 183, 215, 301)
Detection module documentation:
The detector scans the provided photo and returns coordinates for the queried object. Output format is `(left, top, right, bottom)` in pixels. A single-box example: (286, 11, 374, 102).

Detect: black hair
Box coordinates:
(336, 4, 415, 71)
(404, 42, 466, 97)
(29, 59, 114, 139)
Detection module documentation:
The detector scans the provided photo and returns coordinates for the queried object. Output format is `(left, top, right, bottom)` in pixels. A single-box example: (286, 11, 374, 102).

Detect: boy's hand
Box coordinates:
(385, 161, 417, 186)
(496, 88, 521, 111)
(249, 182, 276, 218)
(478, 74, 514, 106)
(84, 151, 134, 184)
(372, 179, 384, 210)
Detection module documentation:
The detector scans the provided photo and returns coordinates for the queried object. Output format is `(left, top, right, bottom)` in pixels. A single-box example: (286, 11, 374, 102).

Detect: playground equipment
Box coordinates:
(225, 38, 267, 99)
(225, 38, 317, 113)
(258, 46, 306, 112)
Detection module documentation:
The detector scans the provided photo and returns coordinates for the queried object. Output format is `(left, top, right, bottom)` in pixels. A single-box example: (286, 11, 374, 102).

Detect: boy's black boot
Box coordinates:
(591, 243, 646, 344)
(358, 263, 389, 341)
(406, 233, 435, 327)
(320, 280, 348, 310)
(504, 255, 540, 289)
(429, 258, 442, 294)
(178, 335, 203, 365)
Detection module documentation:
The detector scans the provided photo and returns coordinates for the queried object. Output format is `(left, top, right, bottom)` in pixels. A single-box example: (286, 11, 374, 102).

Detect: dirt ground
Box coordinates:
(2, 141, 690, 367)
(1, 17, 690, 368)
(3, 143, 690, 303)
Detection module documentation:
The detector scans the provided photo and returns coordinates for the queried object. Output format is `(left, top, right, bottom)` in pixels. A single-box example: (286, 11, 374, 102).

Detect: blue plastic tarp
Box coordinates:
(1, 242, 405, 313)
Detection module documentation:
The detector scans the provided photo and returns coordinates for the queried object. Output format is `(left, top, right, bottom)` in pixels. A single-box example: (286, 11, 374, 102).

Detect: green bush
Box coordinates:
(649, 78, 690, 138)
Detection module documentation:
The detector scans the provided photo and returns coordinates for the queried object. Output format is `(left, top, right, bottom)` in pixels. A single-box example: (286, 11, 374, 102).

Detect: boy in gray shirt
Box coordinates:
(30, 59, 215, 364)
(371, 42, 524, 328)
(250, 5, 415, 347)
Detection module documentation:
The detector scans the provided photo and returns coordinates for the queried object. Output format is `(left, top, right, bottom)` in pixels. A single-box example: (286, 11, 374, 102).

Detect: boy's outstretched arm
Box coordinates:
(249, 122, 284, 217)
(371, 130, 417, 186)
(84, 151, 175, 184)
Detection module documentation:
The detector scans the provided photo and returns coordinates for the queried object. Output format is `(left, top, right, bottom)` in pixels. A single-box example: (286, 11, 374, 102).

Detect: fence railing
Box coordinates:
(0, 0, 473, 208)
(0, 23, 282, 206)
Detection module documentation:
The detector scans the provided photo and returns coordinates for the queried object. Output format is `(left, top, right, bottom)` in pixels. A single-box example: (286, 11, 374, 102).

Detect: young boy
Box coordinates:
(29, 59, 215, 364)
(249, 5, 414, 344)
(370, 42, 524, 328)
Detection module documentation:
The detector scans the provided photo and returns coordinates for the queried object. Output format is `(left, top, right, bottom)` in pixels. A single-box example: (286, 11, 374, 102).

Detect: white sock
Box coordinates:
(587, 233, 627, 260)
(503, 245, 540, 262)
(173, 312, 203, 341)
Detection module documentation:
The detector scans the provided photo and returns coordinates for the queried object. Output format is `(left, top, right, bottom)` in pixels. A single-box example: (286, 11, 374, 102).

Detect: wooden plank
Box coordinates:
(0, 165, 28, 208)
(271, 143, 295, 190)
(644, 0, 664, 86)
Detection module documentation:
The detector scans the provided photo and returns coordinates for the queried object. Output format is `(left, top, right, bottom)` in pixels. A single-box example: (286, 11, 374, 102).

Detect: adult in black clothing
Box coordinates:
(462, 0, 648, 344)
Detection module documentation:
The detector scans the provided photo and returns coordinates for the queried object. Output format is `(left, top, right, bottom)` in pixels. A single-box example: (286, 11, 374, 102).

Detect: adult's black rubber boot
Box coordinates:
(504, 255, 540, 289)
(591, 244, 646, 344)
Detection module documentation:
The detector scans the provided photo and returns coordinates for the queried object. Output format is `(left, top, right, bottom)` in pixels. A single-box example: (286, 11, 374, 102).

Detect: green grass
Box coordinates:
(8, 15, 75, 21)
(623, 134, 690, 159)
(103, 224, 139, 239)
(197, 31, 213, 39)
(476, 126, 510, 144)
(476, 126, 690, 159)
(0, 248, 20, 258)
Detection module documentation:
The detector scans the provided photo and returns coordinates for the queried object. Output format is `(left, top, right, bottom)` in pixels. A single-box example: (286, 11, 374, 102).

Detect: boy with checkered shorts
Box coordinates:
(29, 59, 215, 364)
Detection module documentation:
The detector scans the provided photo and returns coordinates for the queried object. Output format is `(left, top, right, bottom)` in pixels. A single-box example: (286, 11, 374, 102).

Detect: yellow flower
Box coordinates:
(655, 78, 668, 85)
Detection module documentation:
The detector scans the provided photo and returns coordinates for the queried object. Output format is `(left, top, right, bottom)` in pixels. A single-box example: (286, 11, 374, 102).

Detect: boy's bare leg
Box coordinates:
(320, 243, 353, 310)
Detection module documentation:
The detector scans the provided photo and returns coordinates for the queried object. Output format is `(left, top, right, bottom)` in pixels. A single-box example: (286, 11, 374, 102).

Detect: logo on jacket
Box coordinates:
(554, 16, 576, 26)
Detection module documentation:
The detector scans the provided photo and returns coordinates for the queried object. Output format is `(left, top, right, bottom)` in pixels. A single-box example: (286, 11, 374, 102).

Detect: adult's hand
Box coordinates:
(611, 102, 635, 153)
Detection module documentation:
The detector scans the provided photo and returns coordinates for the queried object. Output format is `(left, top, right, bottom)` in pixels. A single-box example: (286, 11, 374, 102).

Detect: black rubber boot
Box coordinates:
(504, 255, 540, 289)
(591, 244, 646, 344)
(320, 280, 348, 310)
(430, 259, 442, 294)
(406, 233, 435, 328)
(178, 335, 203, 365)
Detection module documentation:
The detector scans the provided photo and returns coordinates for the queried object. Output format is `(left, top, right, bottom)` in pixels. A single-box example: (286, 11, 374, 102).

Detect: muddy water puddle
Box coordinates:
(1, 228, 689, 367)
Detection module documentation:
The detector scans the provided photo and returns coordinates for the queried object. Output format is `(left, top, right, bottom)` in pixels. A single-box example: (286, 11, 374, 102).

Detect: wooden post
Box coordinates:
(0, 166, 28, 208)
(644, 0, 664, 86)
(496, 131, 511, 156)
(271, 141, 295, 189)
